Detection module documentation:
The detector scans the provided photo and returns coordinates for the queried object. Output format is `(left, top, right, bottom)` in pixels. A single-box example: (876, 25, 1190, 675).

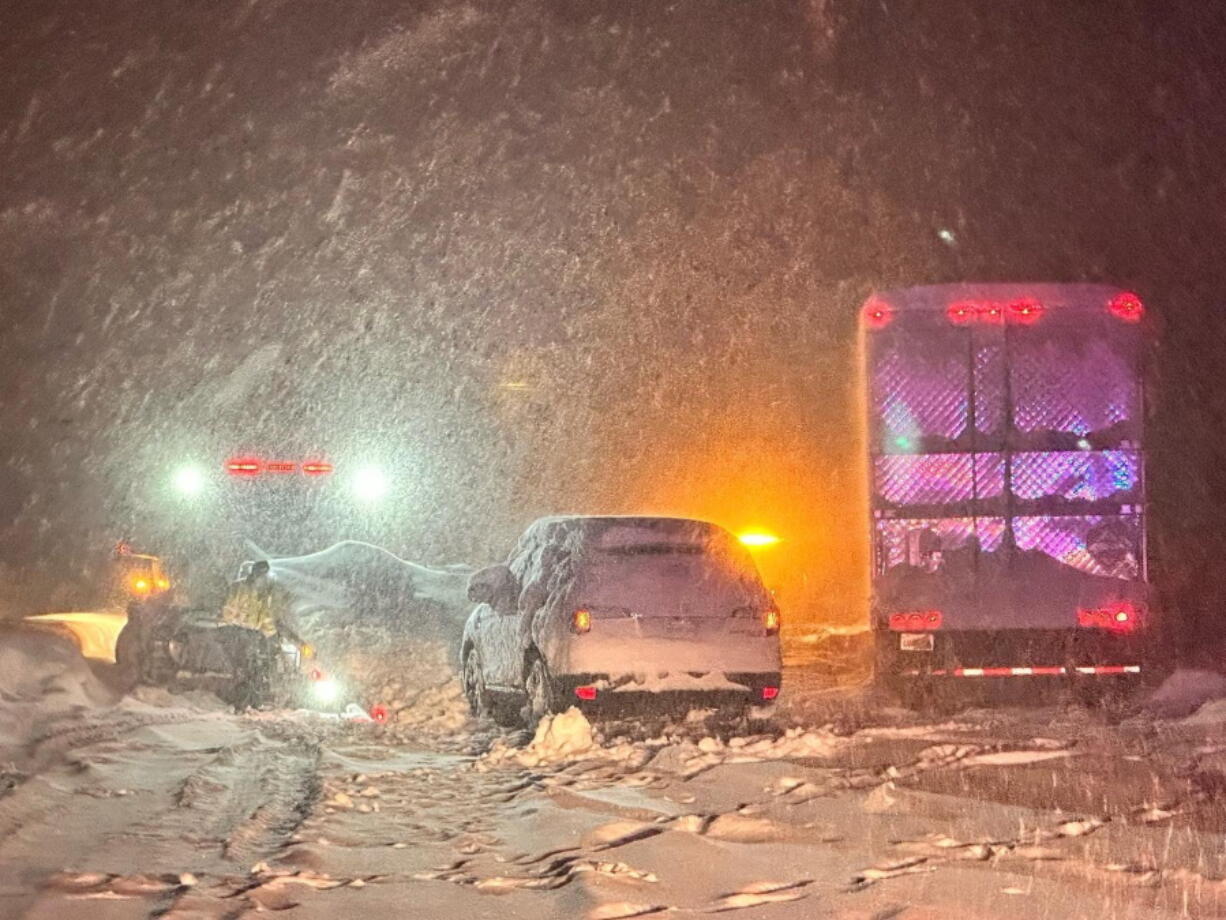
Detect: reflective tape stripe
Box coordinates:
(903, 665, 1141, 678)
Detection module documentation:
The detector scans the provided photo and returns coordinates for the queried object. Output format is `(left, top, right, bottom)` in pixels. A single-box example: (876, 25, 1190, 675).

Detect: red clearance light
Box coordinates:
(863, 298, 894, 330)
(572, 608, 592, 634)
(1108, 292, 1144, 323)
(302, 462, 334, 475)
(761, 686, 780, 701)
(946, 301, 977, 326)
(265, 461, 297, 474)
(888, 610, 943, 631)
(574, 685, 598, 701)
(1008, 298, 1044, 325)
(226, 458, 262, 476)
(978, 302, 1004, 324)
(945, 300, 1006, 326)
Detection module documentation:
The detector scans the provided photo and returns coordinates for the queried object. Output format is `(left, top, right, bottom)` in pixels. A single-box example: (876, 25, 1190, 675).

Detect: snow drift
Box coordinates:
(0, 627, 117, 760)
(256, 542, 476, 704)
(262, 540, 474, 643)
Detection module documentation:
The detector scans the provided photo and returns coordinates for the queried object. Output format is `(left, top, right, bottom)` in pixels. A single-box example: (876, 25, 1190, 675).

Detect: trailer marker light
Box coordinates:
(1008, 298, 1044, 324)
(574, 685, 598, 701)
(946, 301, 976, 325)
(1108, 292, 1144, 323)
(572, 609, 592, 634)
(863, 299, 894, 330)
(302, 462, 334, 475)
(761, 686, 780, 701)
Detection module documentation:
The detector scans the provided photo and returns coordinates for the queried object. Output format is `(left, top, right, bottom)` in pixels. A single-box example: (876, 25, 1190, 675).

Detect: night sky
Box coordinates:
(1, 1, 1224, 649)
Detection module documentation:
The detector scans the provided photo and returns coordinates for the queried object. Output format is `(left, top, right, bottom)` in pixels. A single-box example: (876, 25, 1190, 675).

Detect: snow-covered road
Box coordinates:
(5, 662, 1226, 920)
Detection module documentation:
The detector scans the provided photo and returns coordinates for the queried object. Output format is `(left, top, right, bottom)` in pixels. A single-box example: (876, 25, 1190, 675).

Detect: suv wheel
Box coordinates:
(462, 648, 491, 718)
(524, 655, 560, 729)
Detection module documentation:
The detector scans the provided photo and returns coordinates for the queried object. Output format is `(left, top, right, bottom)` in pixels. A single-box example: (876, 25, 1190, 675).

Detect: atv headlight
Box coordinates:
(312, 677, 340, 704)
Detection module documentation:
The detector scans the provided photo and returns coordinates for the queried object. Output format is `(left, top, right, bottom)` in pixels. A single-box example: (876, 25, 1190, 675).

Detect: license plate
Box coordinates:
(899, 633, 934, 652)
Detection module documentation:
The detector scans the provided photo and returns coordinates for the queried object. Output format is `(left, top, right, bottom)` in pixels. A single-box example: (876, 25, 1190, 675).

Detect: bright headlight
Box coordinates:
(351, 466, 389, 503)
(312, 677, 340, 703)
(172, 465, 206, 496)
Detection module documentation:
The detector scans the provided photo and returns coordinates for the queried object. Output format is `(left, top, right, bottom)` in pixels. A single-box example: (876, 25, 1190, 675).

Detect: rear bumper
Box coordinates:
(556, 670, 782, 704)
(875, 628, 1147, 680)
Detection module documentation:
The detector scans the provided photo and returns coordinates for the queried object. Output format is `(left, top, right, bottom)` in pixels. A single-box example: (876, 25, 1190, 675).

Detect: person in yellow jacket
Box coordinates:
(221, 560, 285, 637)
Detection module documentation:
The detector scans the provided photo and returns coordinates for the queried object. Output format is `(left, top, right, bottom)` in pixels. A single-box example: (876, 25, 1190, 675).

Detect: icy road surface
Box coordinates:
(4, 676, 1226, 917)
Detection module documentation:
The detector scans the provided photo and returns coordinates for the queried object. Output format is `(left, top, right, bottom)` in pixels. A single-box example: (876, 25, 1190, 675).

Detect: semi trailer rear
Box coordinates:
(861, 284, 1150, 701)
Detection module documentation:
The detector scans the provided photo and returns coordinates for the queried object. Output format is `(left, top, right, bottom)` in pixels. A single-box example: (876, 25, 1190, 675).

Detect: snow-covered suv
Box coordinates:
(460, 515, 782, 725)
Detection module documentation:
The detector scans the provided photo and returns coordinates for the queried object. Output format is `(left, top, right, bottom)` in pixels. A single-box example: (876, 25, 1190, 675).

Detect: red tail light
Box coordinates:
(370, 704, 389, 723)
(888, 610, 943, 631)
(763, 608, 780, 635)
(226, 458, 262, 476)
(574, 685, 598, 701)
(1077, 602, 1142, 634)
(761, 686, 780, 701)
(571, 608, 592, 634)
(1108, 292, 1144, 323)
(309, 668, 324, 681)
(863, 299, 894, 330)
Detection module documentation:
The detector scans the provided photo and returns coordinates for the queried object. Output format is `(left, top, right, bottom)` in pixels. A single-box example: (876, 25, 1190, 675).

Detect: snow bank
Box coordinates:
(1147, 669, 1226, 718)
(0, 628, 113, 708)
(477, 710, 846, 775)
(338, 638, 470, 733)
(244, 542, 477, 709)
(261, 541, 474, 648)
(0, 627, 117, 759)
(478, 708, 655, 770)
